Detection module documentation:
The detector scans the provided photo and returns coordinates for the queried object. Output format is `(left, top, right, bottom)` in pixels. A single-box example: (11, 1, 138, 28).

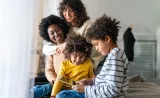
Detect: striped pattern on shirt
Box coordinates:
(85, 47, 129, 98)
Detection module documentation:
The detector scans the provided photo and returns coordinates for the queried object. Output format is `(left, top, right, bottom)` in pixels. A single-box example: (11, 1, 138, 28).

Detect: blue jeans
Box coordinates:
(30, 83, 52, 98)
(56, 90, 85, 98)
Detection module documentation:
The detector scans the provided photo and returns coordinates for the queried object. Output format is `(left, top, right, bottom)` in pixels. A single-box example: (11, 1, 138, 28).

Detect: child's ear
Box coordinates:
(105, 36, 111, 43)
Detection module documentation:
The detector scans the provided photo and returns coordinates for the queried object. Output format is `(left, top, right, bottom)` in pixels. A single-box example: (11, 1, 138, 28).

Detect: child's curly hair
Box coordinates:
(39, 15, 70, 44)
(59, 0, 90, 27)
(64, 34, 92, 59)
(86, 14, 120, 43)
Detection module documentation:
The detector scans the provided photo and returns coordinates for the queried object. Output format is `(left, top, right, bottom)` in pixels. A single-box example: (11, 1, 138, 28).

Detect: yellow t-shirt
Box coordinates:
(51, 58, 95, 96)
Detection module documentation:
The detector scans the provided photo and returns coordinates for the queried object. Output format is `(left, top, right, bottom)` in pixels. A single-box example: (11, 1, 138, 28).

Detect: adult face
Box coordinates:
(47, 24, 65, 44)
(63, 6, 77, 26)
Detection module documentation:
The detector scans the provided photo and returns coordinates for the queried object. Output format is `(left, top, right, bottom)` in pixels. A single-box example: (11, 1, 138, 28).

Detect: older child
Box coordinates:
(59, 15, 129, 98)
(51, 35, 95, 98)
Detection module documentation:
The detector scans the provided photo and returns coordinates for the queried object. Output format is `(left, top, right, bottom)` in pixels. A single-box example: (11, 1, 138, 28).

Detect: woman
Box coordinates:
(30, 14, 70, 98)
(59, 0, 91, 36)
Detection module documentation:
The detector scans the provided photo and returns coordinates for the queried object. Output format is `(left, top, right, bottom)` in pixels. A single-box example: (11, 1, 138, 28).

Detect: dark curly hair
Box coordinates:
(39, 15, 70, 44)
(59, 0, 90, 27)
(86, 14, 120, 43)
(64, 34, 92, 59)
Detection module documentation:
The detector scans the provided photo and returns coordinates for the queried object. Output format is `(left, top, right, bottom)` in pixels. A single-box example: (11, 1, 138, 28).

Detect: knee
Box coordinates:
(56, 90, 69, 98)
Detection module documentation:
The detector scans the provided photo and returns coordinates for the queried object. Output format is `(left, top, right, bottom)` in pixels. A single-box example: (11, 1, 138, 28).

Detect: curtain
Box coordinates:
(0, 0, 43, 98)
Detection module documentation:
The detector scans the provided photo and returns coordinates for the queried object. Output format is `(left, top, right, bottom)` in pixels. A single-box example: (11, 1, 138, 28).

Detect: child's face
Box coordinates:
(70, 52, 86, 66)
(91, 36, 111, 55)
(48, 24, 65, 44)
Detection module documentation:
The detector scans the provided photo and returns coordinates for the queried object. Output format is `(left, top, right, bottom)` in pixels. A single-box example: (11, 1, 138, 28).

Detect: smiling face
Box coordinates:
(47, 24, 65, 44)
(70, 52, 86, 66)
(63, 6, 77, 26)
(91, 36, 111, 55)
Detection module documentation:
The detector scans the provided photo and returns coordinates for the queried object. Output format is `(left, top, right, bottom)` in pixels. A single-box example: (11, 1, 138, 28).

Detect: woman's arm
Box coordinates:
(45, 55, 57, 83)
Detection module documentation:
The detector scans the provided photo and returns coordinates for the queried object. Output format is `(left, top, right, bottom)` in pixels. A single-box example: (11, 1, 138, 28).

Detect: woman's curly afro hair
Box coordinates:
(59, 0, 90, 27)
(64, 34, 93, 59)
(39, 15, 70, 44)
(86, 14, 120, 43)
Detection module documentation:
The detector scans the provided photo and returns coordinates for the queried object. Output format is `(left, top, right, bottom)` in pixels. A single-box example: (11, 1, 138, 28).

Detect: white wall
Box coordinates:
(156, 28, 160, 78)
(43, 0, 60, 17)
(82, 0, 160, 36)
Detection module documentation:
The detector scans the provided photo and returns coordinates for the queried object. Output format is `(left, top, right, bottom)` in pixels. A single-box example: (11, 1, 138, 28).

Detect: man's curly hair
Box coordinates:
(39, 15, 70, 44)
(86, 14, 120, 43)
(59, 0, 90, 27)
(64, 34, 92, 59)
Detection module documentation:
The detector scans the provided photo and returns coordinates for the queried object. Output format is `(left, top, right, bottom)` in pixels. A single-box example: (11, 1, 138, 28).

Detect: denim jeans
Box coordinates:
(30, 83, 52, 98)
(56, 90, 85, 98)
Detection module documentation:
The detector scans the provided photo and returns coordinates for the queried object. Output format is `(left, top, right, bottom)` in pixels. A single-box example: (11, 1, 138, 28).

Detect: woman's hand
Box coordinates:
(72, 83, 85, 93)
(56, 47, 63, 53)
(56, 44, 65, 53)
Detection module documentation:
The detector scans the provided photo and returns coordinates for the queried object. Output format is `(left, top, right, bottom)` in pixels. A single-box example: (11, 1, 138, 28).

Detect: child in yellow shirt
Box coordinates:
(51, 34, 95, 97)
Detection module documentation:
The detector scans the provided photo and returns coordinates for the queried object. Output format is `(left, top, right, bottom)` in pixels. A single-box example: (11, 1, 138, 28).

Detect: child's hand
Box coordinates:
(76, 79, 88, 85)
(77, 78, 93, 85)
(72, 83, 85, 93)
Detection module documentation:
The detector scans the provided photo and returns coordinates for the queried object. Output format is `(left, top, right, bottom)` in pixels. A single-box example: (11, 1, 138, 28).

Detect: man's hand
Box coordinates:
(72, 83, 85, 93)
(50, 96, 55, 98)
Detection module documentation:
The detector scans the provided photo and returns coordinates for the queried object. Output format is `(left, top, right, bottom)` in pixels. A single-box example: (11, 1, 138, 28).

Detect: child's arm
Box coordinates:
(85, 52, 128, 98)
(51, 61, 67, 97)
(86, 59, 95, 85)
(45, 55, 57, 83)
(76, 59, 95, 86)
(88, 59, 95, 78)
